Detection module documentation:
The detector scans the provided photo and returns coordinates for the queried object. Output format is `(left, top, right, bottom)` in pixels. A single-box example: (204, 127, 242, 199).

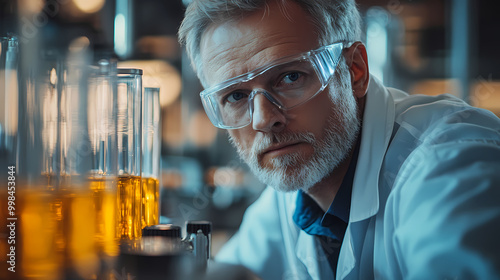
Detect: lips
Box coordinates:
(261, 141, 303, 156)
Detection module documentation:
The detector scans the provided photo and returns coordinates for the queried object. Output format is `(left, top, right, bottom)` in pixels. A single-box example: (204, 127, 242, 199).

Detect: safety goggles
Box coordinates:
(200, 42, 345, 129)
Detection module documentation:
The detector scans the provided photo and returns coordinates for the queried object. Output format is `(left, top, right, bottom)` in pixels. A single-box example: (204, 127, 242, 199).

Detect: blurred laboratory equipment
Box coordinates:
(0, 35, 21, 279)
(120, 221, 212, 278)
(0, 36, 18, 166)
(185, 220, 212, 273)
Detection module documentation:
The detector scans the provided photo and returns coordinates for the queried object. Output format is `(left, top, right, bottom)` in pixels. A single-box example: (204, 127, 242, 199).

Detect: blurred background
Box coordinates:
(1, 0, 499, 254)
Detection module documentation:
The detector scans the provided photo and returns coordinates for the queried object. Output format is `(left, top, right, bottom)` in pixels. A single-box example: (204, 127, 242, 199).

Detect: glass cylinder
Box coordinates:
(116, 68, 143, 239)
(13, 43, 100, 279)
(14, 51, 64, 280)
(59, 45, 100, 280)
(87, 59, 119, 268)
(141, 87, 161, 228)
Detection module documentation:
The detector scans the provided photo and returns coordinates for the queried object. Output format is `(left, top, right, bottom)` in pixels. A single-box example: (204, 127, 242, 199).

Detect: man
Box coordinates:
(178, 0, 500, 279)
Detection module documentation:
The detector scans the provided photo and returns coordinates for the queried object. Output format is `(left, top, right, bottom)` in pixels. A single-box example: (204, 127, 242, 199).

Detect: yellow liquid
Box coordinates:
(58, 188, 99, 279)
(141, 177, 160, 227)
(0, 187, 62, 280)
(117, 176, 142, 239)
(89, 177, 119, 257)
(0, 184, 99, 280)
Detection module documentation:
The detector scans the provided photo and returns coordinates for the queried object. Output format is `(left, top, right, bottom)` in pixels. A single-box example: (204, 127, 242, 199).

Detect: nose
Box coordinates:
(251, 92, 287, 133)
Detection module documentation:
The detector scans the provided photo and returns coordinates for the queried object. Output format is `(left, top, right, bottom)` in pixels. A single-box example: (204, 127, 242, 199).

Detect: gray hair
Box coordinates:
(178, 0, 363, 86)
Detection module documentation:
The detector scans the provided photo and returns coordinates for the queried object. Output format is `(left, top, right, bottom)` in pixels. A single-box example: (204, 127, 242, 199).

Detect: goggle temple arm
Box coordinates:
(311, 43, 344, 85)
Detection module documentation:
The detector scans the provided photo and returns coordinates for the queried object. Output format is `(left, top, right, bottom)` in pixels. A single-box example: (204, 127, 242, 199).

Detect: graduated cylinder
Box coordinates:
(116, 68, 143, 240)
(142, 87, 162, 228)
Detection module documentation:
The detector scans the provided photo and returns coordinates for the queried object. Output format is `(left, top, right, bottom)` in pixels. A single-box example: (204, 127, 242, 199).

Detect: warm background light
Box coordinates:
(117, 60, 182, 107)
(69, 36, 90, 53)
(72, 0, 105, 14)
(136, 36, 180, 60)
(409, 79, 461, 97)
(17, 0, 44, 15)
(188, 110, 217, 147)
(471, 81, 500, 117)
(162, 101, 184, 148)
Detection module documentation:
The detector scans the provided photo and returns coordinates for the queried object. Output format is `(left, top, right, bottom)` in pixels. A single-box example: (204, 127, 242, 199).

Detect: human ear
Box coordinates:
(344, 41, 369, 98)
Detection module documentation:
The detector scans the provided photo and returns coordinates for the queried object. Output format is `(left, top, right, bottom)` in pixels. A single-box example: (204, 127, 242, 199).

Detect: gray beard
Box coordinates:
(229, 84, 360, 193)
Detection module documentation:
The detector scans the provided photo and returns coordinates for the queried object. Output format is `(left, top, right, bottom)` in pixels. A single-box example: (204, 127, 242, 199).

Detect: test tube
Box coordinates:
(116, 68, 143, 239)
(87, 59, 120, 267)
(13, 43, 99, 279)
(141, 87, 161, 228)
(13, 50, 64, 279)
(59, 44, 100, 279)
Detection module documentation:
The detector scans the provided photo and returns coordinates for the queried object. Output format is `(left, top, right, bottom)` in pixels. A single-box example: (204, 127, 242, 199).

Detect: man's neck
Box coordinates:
(305, 151, 354, 212)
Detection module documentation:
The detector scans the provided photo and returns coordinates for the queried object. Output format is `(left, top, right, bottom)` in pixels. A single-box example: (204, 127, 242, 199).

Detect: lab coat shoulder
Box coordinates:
(381, 95, 500, 279)
(391, 92, 500, 144)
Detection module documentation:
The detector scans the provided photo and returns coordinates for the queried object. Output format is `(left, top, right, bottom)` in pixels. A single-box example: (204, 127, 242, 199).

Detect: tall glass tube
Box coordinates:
(14, 50, 64, 280)
(59, 44, 99, 279)
(13, 41, 101, 279)
(141, 87, 161, 228)
(116, 68, 143, 239)
(87, 59, 119, 273)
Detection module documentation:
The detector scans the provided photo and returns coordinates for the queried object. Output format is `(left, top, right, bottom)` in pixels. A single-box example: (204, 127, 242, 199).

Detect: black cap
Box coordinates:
(142, 224, 181, 239)
(186, 221, 212, 236)
(117, 68, 143, 75)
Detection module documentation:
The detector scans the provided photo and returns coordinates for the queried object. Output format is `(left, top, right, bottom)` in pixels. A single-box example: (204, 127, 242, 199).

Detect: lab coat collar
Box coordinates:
(336, 76, 396, 280)
(350, 76, 395, 223)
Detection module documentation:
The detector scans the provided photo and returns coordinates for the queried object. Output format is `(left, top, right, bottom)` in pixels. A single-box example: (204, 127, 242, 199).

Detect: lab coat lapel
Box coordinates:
(295, 230, 335, 280)
(337, 76, 396, 279)
(351, 76, 395, 223)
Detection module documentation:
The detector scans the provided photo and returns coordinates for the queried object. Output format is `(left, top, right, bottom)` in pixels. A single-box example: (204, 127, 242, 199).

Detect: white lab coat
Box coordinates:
(216, 76, 500, 280)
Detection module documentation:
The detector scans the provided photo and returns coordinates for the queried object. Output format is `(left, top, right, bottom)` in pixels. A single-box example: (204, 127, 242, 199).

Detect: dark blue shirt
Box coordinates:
(292, 140, 360, 277)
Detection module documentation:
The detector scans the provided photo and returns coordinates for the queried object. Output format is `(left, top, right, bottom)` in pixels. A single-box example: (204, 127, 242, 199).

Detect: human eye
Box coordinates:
(282, 72, 302, 84)
(223, 90, 249, 104)
(276, 71, 305, 89)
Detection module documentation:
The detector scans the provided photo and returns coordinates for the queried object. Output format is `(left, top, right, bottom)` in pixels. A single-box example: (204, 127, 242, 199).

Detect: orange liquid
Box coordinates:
(0, 179, 110, 279)
(0, 187, 63, 280)
(141, 177, 160, 228)
(89, 177, 119, 257)
(117, 176, 142, 239)
(0, 184, 99, 280)
(58, 188, 99, 279)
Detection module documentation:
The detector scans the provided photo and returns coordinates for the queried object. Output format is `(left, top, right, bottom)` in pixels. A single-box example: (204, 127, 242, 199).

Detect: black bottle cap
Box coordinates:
(186, 221, 212, 236)
(142, 224, 181, 239)
(118, 68, 143, 75)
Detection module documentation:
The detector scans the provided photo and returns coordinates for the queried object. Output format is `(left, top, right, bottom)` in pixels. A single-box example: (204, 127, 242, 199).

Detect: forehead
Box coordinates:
(199, 0, 319, 88)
